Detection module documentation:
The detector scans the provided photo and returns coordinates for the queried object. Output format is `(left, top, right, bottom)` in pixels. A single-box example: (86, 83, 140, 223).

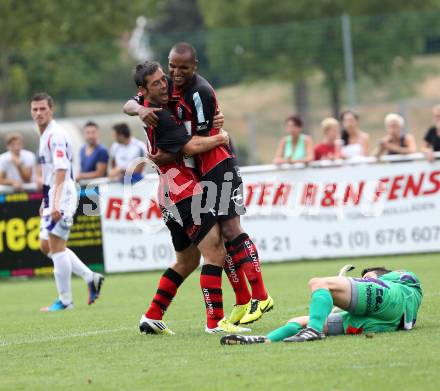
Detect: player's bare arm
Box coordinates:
(122, 99, 144, 116)
(182, 132, 229, 155)
(148, 132, 229, 166)
(123, 98, 223, 129)
(35, 163, 43, 190)
(51, 169, 66, 222)
(212, 110, 224, 129)
(123, 99, 161, 126)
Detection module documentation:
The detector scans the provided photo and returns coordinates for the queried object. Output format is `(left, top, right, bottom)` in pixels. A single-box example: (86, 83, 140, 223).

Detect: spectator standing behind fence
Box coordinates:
(0, 133, 36, 190)
(376, 113, 417, 157)
(108, 123, 146, 183)
(76, 121, 109, 181)
(314, 118, 342, 161)
(273, 115, 313, 164)
(340, 110, 369, 158)
(421, 104, 440, 162)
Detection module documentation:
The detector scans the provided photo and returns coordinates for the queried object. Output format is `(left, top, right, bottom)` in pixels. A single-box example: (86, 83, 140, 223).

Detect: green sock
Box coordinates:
(266, 322, 303, 342)
(307, 288, 333, 333)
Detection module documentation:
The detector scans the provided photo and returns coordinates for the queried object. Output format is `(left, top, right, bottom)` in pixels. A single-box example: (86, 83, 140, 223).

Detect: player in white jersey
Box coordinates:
(31, 93, 104, 312)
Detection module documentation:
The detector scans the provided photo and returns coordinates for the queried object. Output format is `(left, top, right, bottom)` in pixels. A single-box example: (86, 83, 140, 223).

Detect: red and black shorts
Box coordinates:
(161, 195, 217, 252)
(200, 157, 246, 222)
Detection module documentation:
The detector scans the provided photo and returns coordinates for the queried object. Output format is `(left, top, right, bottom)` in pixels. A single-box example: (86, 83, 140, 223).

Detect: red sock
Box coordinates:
(200, 264, 224, 329)
(229, 233, 267, 301)
(224, 243, 251, 305)
(145, 268, 183, 320)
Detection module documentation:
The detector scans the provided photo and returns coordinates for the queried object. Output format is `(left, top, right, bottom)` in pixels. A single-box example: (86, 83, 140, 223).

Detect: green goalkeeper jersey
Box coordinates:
(341, 270, 423, 334)
(379, 270, 423, 329)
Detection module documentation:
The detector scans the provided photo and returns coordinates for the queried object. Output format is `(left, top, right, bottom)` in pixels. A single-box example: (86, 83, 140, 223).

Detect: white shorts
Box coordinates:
(39, 214, 74, 242)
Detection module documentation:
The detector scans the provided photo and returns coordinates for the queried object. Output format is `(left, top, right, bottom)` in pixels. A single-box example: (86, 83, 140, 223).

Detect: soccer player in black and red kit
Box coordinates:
(124, 43, 273, 325)
(132, 62, 251, 334)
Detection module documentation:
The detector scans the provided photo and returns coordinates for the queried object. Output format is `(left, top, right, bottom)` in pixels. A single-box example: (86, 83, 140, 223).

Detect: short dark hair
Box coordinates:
(133, 63, 146, 87)
(113, 123, 131, 138)
(361, 267, 392, 277)
(31, 92, 53, 108)
(170, 42, 197, 63)
(84, 120, 98, 129)
(133, 61, 162, 87)
(340, 110, 359, 121)
(285, 115, 303, 128)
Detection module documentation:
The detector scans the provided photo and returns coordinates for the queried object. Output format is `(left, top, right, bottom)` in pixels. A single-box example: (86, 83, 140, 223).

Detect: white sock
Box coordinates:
(51, 250, 73, 305)
(66, 248, 94, 283)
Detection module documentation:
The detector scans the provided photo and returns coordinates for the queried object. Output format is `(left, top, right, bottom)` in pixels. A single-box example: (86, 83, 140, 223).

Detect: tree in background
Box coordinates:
(2, 0, 440, 124)
(198, 0, 439, 121)
(198, 0, 315, 129)
(147, 0, 206, 65)
(0, 0, 153, 120)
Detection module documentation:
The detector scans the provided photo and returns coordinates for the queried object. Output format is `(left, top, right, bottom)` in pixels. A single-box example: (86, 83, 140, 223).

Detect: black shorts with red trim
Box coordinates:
(161, 195, 217, 252)
(200, 157, 246, 222)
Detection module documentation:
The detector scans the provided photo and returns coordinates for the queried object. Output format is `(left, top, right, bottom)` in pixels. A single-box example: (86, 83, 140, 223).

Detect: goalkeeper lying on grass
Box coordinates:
(221, 266, 422, 345)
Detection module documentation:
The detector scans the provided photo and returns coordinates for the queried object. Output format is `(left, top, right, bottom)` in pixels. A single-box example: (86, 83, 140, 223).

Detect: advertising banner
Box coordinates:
(99, 160, 440, 272)
(0, 188, 104, 277)
(99, 181, 174, 273)
(240, 160, 440, 261)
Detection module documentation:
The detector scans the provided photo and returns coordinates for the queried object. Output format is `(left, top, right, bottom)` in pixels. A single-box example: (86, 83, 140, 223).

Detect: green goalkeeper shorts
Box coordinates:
(339, 277, 406, 334)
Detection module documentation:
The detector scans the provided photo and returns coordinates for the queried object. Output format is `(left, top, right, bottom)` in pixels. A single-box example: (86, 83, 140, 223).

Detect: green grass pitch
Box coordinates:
(1, 254, 440, 391)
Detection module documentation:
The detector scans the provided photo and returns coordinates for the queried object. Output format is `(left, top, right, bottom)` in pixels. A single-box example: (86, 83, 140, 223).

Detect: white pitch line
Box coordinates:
(0, 326, 134, 348)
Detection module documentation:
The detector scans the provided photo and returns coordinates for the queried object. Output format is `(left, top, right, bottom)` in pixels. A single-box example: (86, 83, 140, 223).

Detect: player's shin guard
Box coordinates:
(224, 244, 251, 305)
(307, 288, 333, 333)
(51, 250, 73, 305)
(200, 264, 224, 329)
(145, 268, 184, 320)
(266, 322, 303, 342)
(229, 233, 267, 300)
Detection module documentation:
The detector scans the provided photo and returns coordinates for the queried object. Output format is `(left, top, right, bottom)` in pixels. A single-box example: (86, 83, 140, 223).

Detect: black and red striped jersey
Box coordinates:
(142, 101, 202, 207)
(170, 74, 232, 177)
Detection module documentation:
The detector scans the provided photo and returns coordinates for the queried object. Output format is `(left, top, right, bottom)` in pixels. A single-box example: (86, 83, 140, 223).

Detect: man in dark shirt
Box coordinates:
(133, 61, 251, 335)
(123, 43, 273, 327)
(422, 104, 440, 162)
(77, 121, 109, 181)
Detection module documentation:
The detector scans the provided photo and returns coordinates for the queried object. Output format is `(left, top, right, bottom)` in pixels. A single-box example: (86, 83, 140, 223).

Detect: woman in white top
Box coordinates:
(340, 110, 369, 159)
